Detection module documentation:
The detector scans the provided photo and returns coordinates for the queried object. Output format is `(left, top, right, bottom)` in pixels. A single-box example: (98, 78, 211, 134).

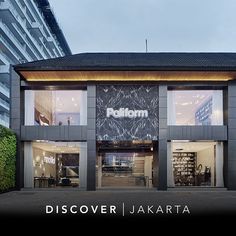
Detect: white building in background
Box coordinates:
(0, 0, 71, 127)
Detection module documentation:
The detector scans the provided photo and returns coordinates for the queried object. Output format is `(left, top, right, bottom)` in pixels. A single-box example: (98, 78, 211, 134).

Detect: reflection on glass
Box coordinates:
(168, 90, 223, 125)
(98, 152, 153, 188)
(25, 90, 87, 126)
(32, 141, 82, 188)
(170, 141, 224, 187)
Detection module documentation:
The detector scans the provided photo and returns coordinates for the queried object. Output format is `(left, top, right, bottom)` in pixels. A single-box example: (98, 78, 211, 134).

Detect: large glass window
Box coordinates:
(96, 141, 156, 188)
(25, 90, 87, 126)
(168, 141, 224, 187)
(168, 90, 223, 125)
(30, 141, 86, 188)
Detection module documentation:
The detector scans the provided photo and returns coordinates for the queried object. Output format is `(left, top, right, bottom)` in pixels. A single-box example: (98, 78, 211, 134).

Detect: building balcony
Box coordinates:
(10, 0, 27, 19)
(0, 32, 30, 64)
(0, 0, 64, 58)
(0, 21, 36, 61)
(0, 65, 9, 74)
(11, 22, 45, 60)
(25, 1, 64, 57)
(0, 113, 9, 128)
(0, 1, 51, 60)
(0, 82, 9, 99)
(0, 97, 10, 112)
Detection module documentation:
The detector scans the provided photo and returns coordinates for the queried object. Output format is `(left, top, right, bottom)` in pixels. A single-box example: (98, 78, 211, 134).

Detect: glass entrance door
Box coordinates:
(96, 141, 156, 188)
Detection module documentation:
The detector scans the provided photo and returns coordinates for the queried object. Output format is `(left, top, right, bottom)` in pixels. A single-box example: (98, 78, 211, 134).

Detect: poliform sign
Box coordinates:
(106, 108, 148, 118)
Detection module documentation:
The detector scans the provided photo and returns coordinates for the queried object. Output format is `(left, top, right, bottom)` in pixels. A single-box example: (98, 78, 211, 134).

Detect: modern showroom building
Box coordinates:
(11, 52, 236, 190)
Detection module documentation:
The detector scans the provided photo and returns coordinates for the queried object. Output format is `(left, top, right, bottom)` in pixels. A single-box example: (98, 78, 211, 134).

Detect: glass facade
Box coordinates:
(25, 90, 87, 126)
(21, 87, 226, 190)
(96, 141, 156, 188)
(168, 141, 224, 187)
(168, 90, 223, 125)
(25, 141, 87, 188)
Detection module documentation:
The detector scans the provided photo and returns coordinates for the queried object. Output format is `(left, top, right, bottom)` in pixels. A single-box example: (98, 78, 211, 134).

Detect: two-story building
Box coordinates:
(11, 52, 236, 190)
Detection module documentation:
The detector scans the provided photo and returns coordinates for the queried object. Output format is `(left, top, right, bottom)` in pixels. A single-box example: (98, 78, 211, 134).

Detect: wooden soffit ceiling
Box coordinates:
(18, 70, 236, 82)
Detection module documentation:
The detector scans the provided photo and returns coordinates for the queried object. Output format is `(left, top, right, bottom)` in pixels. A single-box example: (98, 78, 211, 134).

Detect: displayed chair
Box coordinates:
(48, 177, 56, 187)
(61, 178, 71, 186)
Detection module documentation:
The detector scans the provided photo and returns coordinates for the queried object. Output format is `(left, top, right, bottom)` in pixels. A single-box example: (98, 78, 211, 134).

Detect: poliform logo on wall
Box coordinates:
(96, 85, 159, 140)
(106, 108, 149, 118)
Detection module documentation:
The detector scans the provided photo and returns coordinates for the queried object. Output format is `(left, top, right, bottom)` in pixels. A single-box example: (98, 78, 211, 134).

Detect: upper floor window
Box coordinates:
(167, 90, 223, 126)
(25, 90, 87, 126)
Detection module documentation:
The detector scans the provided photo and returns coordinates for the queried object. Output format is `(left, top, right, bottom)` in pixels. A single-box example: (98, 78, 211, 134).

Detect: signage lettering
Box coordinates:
(106, 108, 148, 118)
(44, 156, 55, 164)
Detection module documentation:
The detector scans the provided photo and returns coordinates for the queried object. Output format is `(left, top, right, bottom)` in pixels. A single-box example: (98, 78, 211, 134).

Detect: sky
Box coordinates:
(49, 0, 236, 54)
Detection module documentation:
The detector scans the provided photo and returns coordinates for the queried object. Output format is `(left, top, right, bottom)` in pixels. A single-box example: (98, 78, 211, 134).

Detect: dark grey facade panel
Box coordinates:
(87, 97, 96, 108)
(87, 85, 96, 97)
(10, 69, 21, 132)
(228, 172, 236, 189)
(167, 126, 227, 140)
(158, 86, 167, 190)
(228, 85, 236, 96)
(11, 86, 21, 99)
(228, 97, 236, 108)
(227, 146, 236, 161)
(87, 85, 96, 191)
(228, 118, 236, 129)
(224, 83, 236, 190)
(10, 67, 22, 189)
(228, 109, 236, 118)
(20, 126, 87, 141)
(228, 128, 236, 140)
(81, 126, 88, 140)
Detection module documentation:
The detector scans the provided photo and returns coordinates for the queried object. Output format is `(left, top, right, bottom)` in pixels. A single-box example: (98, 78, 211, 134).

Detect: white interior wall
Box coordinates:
(78, 142, 87, 189)
(79, 91, 87, 125)
(215, 142, 224, 187)
(167, 142, 175, 187)
(212, 90, 223, 125)
(24, 91, 35, 125)
(197, 146, 215, 186)
(167, 91, 176, 125)
(33, 147, 56, 178)
(24, 142, 34, 188)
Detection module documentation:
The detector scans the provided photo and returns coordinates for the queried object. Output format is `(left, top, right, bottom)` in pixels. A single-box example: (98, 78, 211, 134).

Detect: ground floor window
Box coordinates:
(168, 141, 224, 187)
(96, 141, 157, 188)
(24, 141, 87, 188)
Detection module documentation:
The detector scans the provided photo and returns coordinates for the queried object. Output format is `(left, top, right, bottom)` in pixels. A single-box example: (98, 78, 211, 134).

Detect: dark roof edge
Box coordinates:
(35, 0, 72, 55)
(13, 66, 236, 72)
